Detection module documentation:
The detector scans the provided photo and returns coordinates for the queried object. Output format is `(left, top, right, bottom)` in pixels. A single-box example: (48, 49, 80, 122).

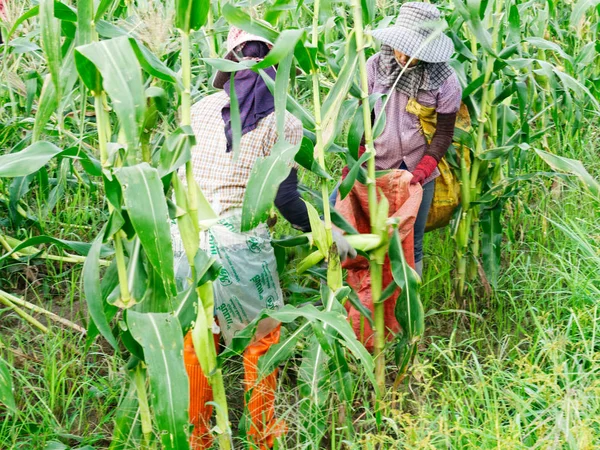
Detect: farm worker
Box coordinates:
(176, 27, 355, 449)
(334, 2, 461, 350)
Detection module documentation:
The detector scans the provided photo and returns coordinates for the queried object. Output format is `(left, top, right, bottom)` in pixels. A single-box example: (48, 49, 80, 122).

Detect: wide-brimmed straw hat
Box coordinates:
(371, 2, 454, 63)
(213, 27, 274, 89)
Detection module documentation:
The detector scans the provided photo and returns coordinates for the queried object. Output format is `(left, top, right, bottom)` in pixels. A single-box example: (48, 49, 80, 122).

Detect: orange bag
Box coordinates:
(184, 326, 285, 449)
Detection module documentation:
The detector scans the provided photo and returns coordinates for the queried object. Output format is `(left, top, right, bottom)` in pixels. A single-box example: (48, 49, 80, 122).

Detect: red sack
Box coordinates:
(334, 170, 422, 351)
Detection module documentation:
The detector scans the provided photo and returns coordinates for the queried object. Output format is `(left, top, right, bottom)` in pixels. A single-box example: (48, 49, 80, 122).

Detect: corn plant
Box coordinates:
(444, 0, 600, 298)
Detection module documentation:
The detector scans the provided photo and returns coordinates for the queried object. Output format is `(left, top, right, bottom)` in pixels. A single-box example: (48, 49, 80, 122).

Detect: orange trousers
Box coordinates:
(184, 325, 284, 449)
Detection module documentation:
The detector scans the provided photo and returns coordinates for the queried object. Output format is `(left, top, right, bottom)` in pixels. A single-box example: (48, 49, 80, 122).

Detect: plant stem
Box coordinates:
(310, 0, 334, 249)
(352, 0, 386, 399)
(194, 282, 232, 449)
(181, 32, 192, 127)
(94, 93, 109, 164)
(180, 31, 199, 243)
(0, 291, 49, 333)
(94, 92, 131, 305)
(0, 289, 86, 333)
(134, 365, 154, 449)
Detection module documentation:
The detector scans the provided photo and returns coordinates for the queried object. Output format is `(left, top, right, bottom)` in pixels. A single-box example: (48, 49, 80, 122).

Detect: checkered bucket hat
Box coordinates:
(371, 2, 454, 63)
(213, 27, 274, 89)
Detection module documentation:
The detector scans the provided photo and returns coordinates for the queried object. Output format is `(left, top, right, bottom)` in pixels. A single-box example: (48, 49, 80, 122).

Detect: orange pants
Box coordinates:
(184, 325, 284, 449)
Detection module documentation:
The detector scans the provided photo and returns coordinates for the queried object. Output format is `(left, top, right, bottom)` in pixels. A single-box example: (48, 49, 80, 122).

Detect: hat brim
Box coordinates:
(371, 26, 454, 63)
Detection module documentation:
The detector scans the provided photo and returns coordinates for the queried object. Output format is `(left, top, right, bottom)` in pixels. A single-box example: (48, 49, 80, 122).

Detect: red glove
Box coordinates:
(342, 145, 367, 179)
(410, 155, 438, 185)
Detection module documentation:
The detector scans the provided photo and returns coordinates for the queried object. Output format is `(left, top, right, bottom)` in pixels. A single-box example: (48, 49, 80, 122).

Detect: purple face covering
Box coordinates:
(221, 42, 276, 153)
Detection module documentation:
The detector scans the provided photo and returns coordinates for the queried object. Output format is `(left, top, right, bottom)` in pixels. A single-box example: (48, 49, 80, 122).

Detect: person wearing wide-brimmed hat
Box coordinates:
(344, 2, 462, 277)
(177, 26, 355, 450)
(333, 2, 462, 351)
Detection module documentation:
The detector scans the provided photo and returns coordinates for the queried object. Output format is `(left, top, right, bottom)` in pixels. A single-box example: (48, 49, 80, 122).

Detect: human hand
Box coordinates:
(410, 155, 438, 185)
(331, 229, 358, 261)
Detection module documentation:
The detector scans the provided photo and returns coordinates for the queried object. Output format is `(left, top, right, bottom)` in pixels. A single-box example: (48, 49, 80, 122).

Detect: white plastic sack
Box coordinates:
(171, 213, 283, 344)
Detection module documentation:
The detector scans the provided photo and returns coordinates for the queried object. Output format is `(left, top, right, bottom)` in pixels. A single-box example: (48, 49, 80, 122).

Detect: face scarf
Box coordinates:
(376, 44, 453, 98)
(221, 42, 276, 153)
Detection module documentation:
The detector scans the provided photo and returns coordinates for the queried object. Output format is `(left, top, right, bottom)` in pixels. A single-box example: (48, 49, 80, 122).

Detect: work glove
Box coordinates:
(332, 229, 357, 261)
(410, 155, 438, 185)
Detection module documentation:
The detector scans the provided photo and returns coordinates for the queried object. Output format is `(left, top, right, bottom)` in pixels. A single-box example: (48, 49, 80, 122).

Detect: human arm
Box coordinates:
(274, 168, 310, 231)
(411, 73, 462, 185)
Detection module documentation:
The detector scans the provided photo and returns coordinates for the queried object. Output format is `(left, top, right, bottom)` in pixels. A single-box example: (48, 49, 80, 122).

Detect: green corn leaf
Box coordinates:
(535, 150, 600, 197)
(75, 36, 146, 150)
(339, 151, 372, 200)
(241, 139, 301, 231)
(174, 283, 199, 332)
(0, 357, 16, 413)
(294, 137, 331, 179)
(171, 176, 200, 266)
(0, 234, 113, 263)
(389, 229, 424, 340)
(129, 38, 181, 86)
(321, 33, 358, 150)
(294, 41, 317, 74)
(222, 303, 375, 387)
(8, 6, 41, 40)
(74, 49, 103, 94)
(39, 0, 62, 100)
(273, 53, 293, 139)
(481, 203, 503, 288)
(0, 142, 64, 178)
(34, 51, 78, 141)
(127, 312, 190, 450)
(76, 0, 94, 46)
(347, 288, 374, 327)
(304, 201, 328, 257)
(361, 0, 375, 25)
(175, 0, 210, 34)
(95, 20, 128, 38)
(299, 334, 330, 406)
(329, 343, 354, 403)
(525, 37, 571, 62)
(95, 0, 119, 21)
(258, 321, 311, 378)
(32, 74, 58, 142)
(116, 164, 177, 297)
(201, 58, 254, 72)
(83, 227, 119, 350)
(158, 127, 196, 178)
(108, 374, 142, 450)
(221, 3, 280, 43)
(253, 29, 305, 71)
(300, 185, 358, 235)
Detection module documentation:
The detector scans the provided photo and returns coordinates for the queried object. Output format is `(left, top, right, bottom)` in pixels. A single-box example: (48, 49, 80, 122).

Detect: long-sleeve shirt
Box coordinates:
(186, 91, 309, 230)
(367, 54, 462, 185)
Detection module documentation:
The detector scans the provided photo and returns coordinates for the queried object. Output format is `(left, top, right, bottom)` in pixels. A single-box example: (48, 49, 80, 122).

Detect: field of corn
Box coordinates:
(0, 0, 599, 448)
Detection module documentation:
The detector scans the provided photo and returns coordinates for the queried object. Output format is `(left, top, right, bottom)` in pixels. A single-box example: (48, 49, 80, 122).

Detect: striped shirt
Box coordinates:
(367, 53, 462, 184)
(185, 91, 303, 216)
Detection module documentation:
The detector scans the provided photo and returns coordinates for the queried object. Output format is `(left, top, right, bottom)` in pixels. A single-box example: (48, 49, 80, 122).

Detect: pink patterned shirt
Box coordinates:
(367, 54, 462, 184)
